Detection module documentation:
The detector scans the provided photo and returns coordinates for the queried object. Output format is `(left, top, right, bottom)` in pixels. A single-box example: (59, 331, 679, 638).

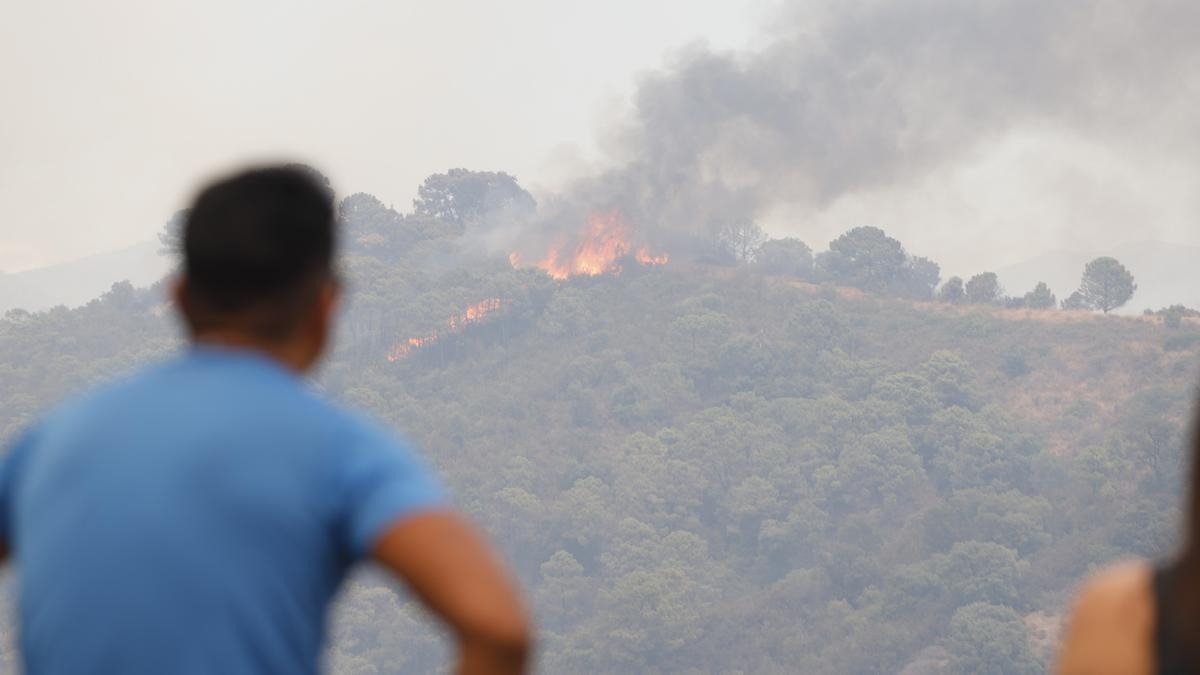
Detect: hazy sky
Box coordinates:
(1, 0, 1197, 278)
(0, 0, 761, 271)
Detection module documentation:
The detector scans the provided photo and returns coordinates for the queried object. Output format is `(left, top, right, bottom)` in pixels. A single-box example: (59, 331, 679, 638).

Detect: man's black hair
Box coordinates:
(183, 166, 337, 338)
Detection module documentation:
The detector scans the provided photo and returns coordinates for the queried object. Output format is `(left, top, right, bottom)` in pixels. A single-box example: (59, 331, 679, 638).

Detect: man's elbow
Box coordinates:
(457, 608, 534, 664)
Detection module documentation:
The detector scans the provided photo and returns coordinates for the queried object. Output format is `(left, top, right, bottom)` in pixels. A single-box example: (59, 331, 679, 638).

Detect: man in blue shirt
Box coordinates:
(0, 167, 531, 674)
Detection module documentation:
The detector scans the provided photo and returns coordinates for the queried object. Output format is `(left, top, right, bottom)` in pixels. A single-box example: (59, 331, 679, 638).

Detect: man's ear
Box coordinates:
(307, 279, 341, 348)
(172, 277, 187, 309)
(317, 279, 340, 324)
(299, 279, 341, 369)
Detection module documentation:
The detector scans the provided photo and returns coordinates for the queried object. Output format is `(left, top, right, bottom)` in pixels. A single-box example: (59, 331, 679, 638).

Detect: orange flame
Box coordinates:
(635, 248, 669, 266)
(513, 209, 668, 280)
(387, 298, 503, 361)
(447, 297, 502, 331)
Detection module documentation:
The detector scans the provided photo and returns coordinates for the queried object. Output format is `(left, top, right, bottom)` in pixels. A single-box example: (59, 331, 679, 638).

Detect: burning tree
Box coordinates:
(386, 298, 504, 361)
(512, 209, 667, 280)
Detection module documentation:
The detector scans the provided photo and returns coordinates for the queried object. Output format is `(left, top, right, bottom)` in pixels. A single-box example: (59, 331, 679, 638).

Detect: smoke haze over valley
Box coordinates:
(2, 0, 1198, 277)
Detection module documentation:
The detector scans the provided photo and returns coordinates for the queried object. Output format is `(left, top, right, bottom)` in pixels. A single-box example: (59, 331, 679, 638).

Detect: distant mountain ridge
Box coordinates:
(995, 240, 1200, 314)
(3, 238, 1194, 318)
(0, 241, 171, 314)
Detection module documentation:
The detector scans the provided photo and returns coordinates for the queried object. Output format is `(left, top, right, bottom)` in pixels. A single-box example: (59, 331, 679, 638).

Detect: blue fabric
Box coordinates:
(0, 347, 448, 674)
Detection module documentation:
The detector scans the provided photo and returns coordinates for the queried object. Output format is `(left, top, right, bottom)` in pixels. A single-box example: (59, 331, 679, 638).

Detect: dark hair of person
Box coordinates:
(182, 166, 337, 340)
(1163, 417, 1200, 666)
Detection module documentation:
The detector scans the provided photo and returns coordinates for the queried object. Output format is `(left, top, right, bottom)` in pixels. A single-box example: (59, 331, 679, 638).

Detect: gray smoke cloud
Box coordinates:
(520, 0, 1200, 260)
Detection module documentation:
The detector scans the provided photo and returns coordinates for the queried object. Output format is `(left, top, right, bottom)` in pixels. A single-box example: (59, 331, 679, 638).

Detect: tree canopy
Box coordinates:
(412, 169, 536, 230)
(819, 226, 908, 292)
(965, 272, 1002, 304)
(754, 238, 813, 278)
(1023, 282, 1057, 310)
(939, 277, 966, 304)
(1078, 257, 1137, 313)
(813, 226, 939, 298)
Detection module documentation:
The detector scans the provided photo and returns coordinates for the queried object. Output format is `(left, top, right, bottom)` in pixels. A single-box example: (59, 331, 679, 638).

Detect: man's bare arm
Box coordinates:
(373, 511, 531, 675)
(1056, 562, 1153, 675)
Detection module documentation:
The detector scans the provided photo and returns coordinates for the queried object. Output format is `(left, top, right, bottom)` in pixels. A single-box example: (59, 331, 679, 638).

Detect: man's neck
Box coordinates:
(191, 332, 311, 373)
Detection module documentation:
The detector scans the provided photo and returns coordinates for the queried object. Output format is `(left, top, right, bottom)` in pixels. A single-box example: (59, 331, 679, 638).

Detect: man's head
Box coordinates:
(174, 166, 339, 372)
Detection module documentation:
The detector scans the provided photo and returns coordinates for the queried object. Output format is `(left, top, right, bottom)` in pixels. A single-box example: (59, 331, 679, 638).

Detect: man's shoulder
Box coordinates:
(322, 404, 413, 452)
(32, 354, 313, 433)
(128, 351, 326, 415)
(32, 362, 165, 432)
(23, 353, 410, 453)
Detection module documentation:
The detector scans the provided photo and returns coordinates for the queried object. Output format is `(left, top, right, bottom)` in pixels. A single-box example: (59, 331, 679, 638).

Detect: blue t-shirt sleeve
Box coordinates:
(334, 416, 449, 559)
(0, 425, 37, 545)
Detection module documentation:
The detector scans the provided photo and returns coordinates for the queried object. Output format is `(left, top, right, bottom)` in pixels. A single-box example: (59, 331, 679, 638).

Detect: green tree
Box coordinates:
(412, 169, 536, 229)
(921, 351, 977, 408)
(827, 428, 925, 512)
(1158, 305, 1196, 329)
(1061, 290, 1090, 310)
(1022, 282, 1057, 309)
(939, 541, 1026, 608)
(754, 238, 813, 278)
(536, 550, 593, 631)
(938, 276, 966, 304)
(818, 226, 908, 293)
(965, 272, 1002, 304)
(1077, 256, 1137, 313)
(872, 372, 938, 426)
(944, 603, 1043, 674)
(910, 257, 942, 296)
(925, 408, 1032, 492)
(340, 193, 430, 257)
(891, 256, 941, 300)
(924, 489, 1051, 556)
(668, 310, 734, 369)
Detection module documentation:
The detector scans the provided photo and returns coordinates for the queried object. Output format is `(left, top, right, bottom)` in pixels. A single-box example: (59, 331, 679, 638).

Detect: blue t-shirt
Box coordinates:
(0, 347, 448, 674)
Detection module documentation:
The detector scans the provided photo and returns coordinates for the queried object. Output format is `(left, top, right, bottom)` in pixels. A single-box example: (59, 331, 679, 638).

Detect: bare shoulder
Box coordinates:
(1056, 561, 1155, 675)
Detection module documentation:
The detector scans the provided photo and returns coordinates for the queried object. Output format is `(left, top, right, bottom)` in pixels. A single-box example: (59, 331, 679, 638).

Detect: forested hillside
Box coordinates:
(2, 175, 1198, 673)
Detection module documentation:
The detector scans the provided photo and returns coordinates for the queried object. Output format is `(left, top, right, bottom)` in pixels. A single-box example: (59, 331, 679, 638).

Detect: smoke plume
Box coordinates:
(525, 0, 1200, 259)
